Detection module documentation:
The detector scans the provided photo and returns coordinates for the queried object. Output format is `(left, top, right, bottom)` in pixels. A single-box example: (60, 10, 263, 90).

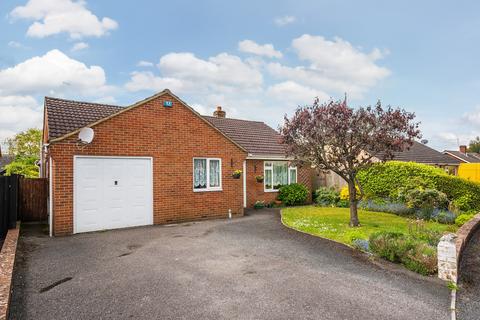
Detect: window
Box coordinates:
(193, 158, 222, 191)
(264, 161, 297, 192)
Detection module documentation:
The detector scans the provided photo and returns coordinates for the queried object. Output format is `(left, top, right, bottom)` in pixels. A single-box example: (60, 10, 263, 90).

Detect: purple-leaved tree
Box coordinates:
(280, 98, 421, 227)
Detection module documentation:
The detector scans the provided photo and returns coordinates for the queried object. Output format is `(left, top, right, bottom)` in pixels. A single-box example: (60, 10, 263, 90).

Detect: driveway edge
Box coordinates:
(0, 223, 20, 320)
(279, 209, 447, 285)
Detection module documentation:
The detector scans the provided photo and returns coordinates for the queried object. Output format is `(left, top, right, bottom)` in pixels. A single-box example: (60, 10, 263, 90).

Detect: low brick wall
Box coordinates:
(438, 214, 480, 283)
(0, 225, 20, 320)
(455, 214, 480, 262)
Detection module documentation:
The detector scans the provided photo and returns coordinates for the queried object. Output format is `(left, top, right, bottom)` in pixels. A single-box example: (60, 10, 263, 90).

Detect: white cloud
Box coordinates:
(8, 41, 25, 48)
(0, 49, 109, 96)
(126, 52, 263, 94)
(190, 103, 209, 115)
(10, 0, 118, 39)
(0, 95, 42, 145)
(124, 35, 391, 128)
(136, 60, 154, 67)
(94, 96, 117, 104)
(274, 15, 296, 26)
(125, 71, 185, 92)
(463, 107, 480, 126)
(71, 41, 89, 51)
(238, 40, 282, 58)
(267, 81, 330, 105)
(267, 34, 390, 98)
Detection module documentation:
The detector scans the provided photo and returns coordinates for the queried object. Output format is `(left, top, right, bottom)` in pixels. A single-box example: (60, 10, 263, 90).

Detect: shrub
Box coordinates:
(357, 161, 480, 211)
(451, 194, 474, 212)
(352, 239, 369, 252)
(254, 200, 265, 209)
(405, 188, 448, 211)
(401, 243, 438, 275)
(369, 231, 412, 262)
(336, 199, 349, 208)
(432, 209, 457, 224)
(359, 199, 414, 216)
(278, 183, 309, 206)
(370, 230, 440, 275)
(314, 187, 340, 207)
(339, 185, 360, 200)
(455, 213, 475, 227)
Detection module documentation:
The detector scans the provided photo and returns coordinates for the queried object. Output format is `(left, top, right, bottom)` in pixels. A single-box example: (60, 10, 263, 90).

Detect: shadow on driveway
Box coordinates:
(10, 209, 449, 320)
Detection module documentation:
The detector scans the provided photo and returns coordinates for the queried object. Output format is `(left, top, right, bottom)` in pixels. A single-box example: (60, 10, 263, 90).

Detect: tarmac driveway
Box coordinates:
(10, 209, 449, 320)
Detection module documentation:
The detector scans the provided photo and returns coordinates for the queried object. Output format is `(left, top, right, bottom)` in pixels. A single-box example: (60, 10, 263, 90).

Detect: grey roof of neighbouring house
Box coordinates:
(377, 141, 461, 165)
(44, 96, 286, 156)
(443, 150, 480, 163)
(0, 155, 14, 173)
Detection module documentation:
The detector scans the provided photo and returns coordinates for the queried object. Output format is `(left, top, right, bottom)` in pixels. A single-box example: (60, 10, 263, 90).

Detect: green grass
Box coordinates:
(281, 206, 457, 245)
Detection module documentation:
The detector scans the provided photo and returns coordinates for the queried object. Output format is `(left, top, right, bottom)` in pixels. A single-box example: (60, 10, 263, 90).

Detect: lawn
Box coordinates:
(281, 206, 457, 246)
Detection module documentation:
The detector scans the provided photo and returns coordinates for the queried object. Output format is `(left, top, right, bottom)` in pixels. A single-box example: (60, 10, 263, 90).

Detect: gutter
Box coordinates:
(246, 154, 293, 160)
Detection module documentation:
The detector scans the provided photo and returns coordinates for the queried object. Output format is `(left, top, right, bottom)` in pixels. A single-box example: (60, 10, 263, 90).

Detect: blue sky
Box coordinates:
(1, 0, 479, 151)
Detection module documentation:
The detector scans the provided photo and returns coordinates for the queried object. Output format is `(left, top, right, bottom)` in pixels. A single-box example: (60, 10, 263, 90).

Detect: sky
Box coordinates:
(1, 0, 480, 151)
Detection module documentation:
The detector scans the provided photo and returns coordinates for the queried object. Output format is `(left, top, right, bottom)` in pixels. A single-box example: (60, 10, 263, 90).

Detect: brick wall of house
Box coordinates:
(245, 159, 313, 208)
(48, 93, 247, 235)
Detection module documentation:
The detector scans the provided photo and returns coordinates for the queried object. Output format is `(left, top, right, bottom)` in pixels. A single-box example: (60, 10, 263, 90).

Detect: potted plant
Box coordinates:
(232, 169, 242, 179)
(255, 175, 264, 183)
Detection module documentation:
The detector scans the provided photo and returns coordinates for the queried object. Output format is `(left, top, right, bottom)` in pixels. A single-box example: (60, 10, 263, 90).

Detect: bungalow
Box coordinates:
(41, 89, 313, 236)
(317, 141, 461, 189)
(444, 145, 480, 163)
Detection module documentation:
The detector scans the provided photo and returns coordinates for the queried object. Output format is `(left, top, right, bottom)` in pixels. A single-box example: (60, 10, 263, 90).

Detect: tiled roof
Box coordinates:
(45, 97, 123, 140)
(379, 141, 461, 165)
(203, 116, 286, 156)
(0, 155, 14, 172)
(44, 96, 287, 156)
(443, 150, 480, 163)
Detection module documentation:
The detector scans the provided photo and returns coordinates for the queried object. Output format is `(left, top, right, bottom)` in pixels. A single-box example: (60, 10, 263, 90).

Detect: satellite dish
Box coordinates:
(421, 139, 429, 145)
(78, 127, 94, 144)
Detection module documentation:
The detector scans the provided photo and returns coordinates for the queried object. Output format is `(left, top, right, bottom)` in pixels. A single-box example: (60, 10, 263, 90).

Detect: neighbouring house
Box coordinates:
(0, 147, 14, 175)
(316, 141, 461, 189)
(41, 89, 313, 236)
(443, 145, 480, 163)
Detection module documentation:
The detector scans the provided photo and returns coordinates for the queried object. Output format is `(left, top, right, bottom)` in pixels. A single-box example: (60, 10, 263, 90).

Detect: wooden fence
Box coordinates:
(0, 175, 19, 239)
(18, 177, 48, 222)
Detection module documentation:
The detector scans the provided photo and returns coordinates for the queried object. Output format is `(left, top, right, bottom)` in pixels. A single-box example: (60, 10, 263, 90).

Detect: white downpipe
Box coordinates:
(48, 157, 53, 237)
(243, 160, 247, 208)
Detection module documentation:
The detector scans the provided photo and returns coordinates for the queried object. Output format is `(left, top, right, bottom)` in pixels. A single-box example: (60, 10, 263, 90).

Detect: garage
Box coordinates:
(74, 156, 153, 233)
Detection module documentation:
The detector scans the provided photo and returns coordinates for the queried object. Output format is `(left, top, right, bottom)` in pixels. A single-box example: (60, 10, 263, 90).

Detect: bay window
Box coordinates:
(264, 161, 297, 192)
(193, 158, 222, 191)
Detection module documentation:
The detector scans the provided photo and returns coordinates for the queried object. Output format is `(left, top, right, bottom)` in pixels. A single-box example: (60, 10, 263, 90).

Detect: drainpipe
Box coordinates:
(48, 156, 53, 237)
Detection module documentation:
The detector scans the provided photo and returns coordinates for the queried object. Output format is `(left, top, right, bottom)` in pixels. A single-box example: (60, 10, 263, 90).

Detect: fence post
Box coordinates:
(7, 175, 19, 229)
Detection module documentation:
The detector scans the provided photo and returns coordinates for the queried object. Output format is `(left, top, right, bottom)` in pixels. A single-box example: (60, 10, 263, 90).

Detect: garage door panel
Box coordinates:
(74, 157, 153, 233)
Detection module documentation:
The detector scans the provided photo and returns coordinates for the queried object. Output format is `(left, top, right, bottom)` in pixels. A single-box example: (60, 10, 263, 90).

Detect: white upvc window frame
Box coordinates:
(264, 161, 297, 192)
(193, 157, 222, 192)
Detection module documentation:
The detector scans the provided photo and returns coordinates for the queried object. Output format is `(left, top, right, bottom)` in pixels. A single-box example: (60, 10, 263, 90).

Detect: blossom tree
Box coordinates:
(280, 98, 421, 227)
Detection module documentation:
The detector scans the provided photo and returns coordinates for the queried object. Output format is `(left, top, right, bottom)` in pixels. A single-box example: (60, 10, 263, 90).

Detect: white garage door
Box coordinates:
(74, 156, 153, 233)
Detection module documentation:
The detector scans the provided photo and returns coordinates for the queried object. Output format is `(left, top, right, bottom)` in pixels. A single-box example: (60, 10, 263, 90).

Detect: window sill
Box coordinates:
(264, 189, 279, 193)
(193, 188, 223, 193)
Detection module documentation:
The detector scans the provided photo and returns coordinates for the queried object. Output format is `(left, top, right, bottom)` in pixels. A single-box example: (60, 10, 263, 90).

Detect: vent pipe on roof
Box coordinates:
(213, 106, 226, 118)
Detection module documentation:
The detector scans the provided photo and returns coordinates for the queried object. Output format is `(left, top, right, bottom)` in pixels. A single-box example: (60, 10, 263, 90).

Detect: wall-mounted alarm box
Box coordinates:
(163, 100, 173, 107)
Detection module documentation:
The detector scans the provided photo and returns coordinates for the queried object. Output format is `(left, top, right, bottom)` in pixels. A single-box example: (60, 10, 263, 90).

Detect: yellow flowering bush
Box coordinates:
(340, 185, 361, 200)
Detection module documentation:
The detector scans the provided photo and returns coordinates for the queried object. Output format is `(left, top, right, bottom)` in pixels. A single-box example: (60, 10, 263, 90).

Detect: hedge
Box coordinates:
(357, 161, 480, 211)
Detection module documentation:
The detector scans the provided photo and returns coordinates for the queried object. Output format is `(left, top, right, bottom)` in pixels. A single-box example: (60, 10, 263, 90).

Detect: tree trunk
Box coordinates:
(348, 181, 360, 227)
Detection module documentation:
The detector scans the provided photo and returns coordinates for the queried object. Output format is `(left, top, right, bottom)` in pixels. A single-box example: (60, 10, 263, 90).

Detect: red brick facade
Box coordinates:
(47, 93, 247, 235)
(45, 92, 314, 236)
(245, 159, 313, 207)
